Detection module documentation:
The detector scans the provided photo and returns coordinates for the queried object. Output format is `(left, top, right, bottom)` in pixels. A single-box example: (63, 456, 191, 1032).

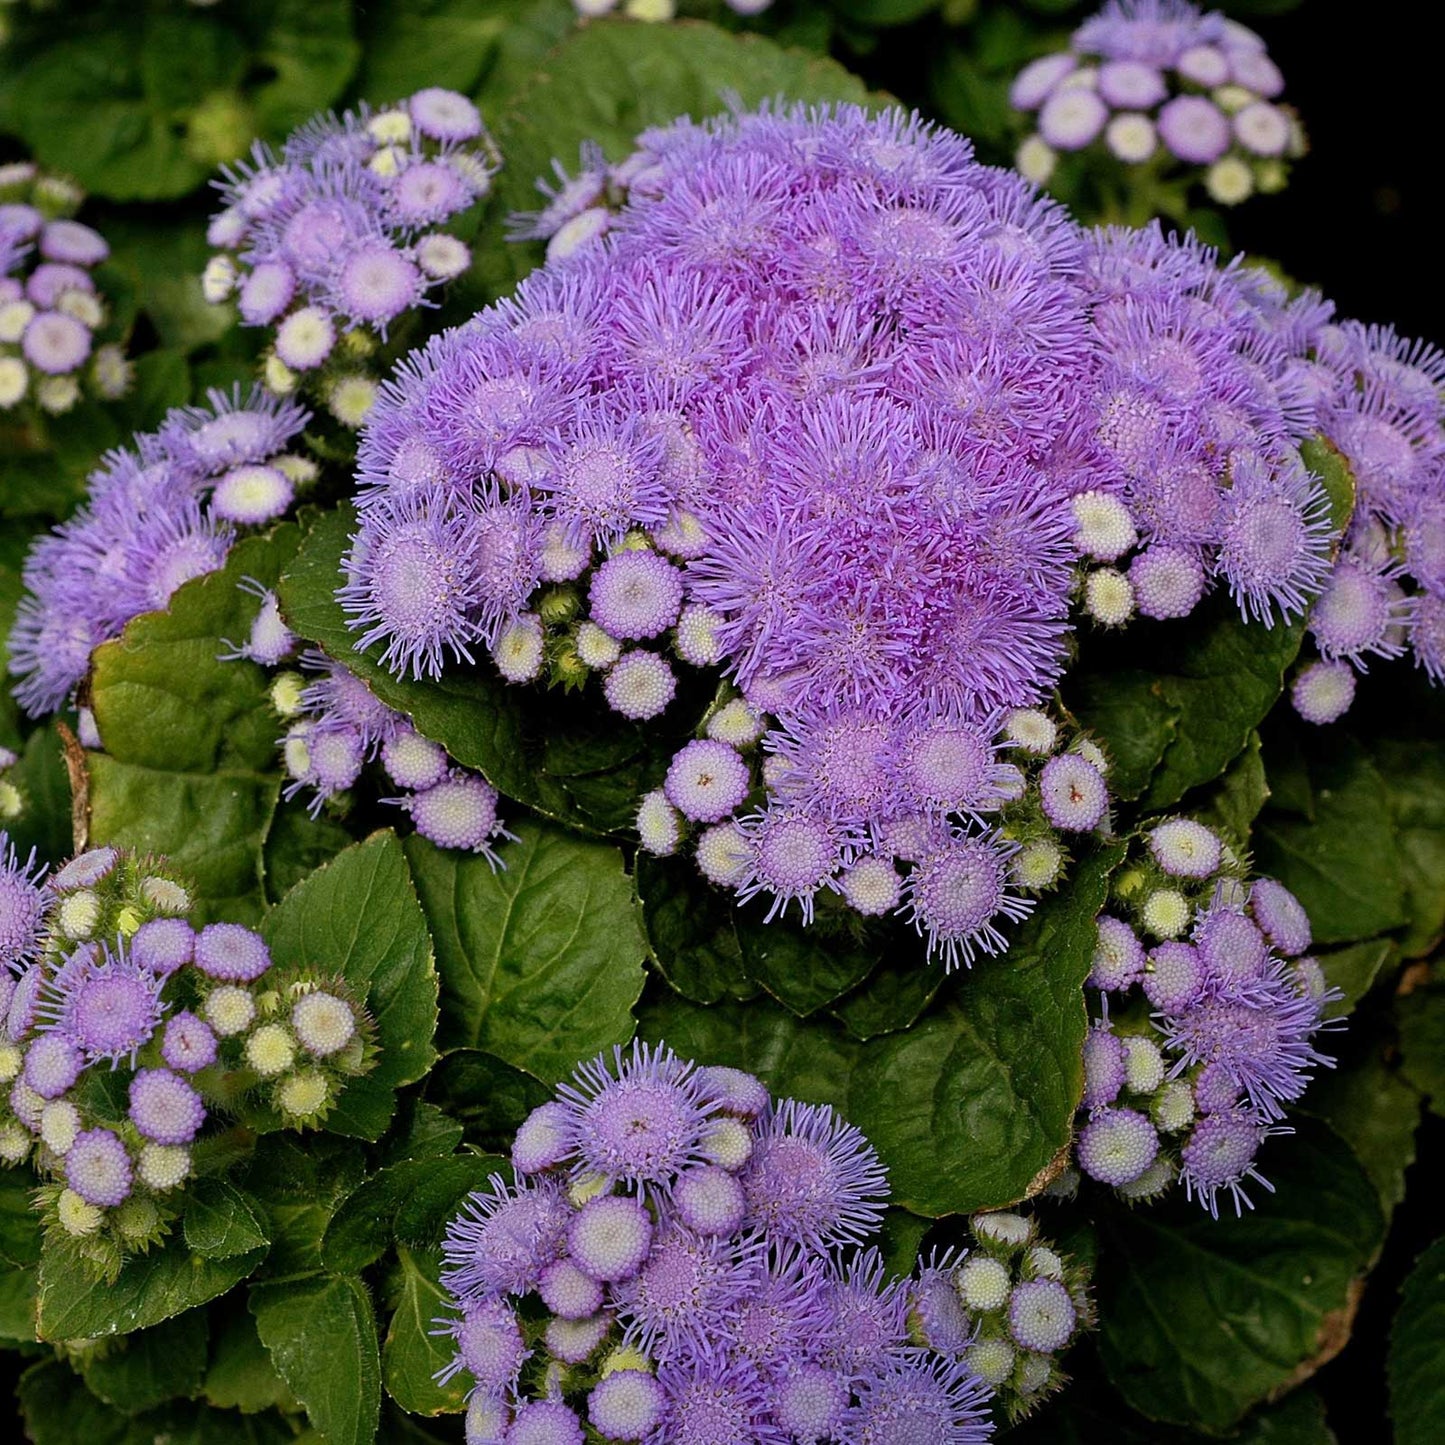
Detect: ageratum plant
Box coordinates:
(0, 4, 1440, 1445)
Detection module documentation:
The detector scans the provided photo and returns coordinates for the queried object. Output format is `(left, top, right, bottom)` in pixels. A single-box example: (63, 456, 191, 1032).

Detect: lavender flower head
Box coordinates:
(205, 89, 497, 424)
(0, 835, 46, 972)
(1072, 817, 1338, 1217)
(339, 103, 1307, 959)
(436, 1040, 1009, 1435)
(1284, 321, 1445, 715)
(0, 842, 377, 1277)
(1010, 1, 1304, 208)
(1, 163, 131, 417)
(8, 386, 309, 717)
(244, 640, 510, 859)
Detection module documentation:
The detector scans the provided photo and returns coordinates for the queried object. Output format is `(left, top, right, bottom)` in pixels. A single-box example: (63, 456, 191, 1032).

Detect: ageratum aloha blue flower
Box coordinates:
(438, 1042, 1094, 1437)
(1064, 816, 1337, 1217)
(0, 161, 132, 416)
(7, 387, 309, 718)
(0, 834, 375, 1278)
(1285, 321, 1445, 715)
(340, 102, 1341, 959)
(203, 88, 497, 424)
(1010, 0, 1304, 206)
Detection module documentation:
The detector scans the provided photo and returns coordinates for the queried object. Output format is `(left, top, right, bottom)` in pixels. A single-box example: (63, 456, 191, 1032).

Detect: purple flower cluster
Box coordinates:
(204, 88, 496, 424)
(7, 386, 310, 717)
(260, 635, 510, 859)
(342, 102, 1333, 954)
(0, 160, 131, 416)
(1067, 817, 1335, 1217)
(946, 1210, 1093, 1422)
(0, 835, 374, 1276)
(439, 1041, 996, 1442)
(1076, 225, 1334, 626)
(1285, 322, 1445, 719)
(1010, 0, 1304, 206)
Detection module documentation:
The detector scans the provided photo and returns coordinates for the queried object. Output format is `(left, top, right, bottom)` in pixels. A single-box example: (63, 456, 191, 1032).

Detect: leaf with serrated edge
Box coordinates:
(405, 822, 645, 1084)
(384, 1246, 467, 1416)
(1097, 1120, 1382, 1432)
(37, 1231, 267, 1341)
(250, 1274, 380, 1445)
(261, 831, 438, 1139)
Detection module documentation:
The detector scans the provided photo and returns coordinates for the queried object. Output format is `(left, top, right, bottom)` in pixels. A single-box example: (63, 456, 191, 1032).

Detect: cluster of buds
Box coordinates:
(0, 745, 22, 827)
(439, 1042, 1013, 1442)
(0, 834, 375, 1279)
(943, 1211, 1093, 1422)
(1060, 816, 1335, 1217)
(7, 385, 313, 719)
(635, 701, 1113, 968)
(1285, 322, 1445, 722)
(225, 584, 510, 860)
(1010, 0, 1305, 210)
(569, 0, 773, 24)
(203, 87, 498, 429)
(0, 161, 131, 418)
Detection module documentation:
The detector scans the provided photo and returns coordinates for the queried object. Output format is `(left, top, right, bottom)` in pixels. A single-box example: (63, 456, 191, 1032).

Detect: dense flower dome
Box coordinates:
(340, 102, 1332, 959)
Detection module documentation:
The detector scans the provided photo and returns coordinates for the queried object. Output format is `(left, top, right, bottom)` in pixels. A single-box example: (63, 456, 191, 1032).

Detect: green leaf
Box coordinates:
(0, 1166, 43, 1266)
(20, 1357, 297, 1445)
(735, 910, 886, 1016)
(79, 1310, 210, 1415)
(1097, 1119, 1383, 1433)
(102, 213, 239, 355)
(250, 1274, 381, 1445)
(1301, 435, 1357, 535)
(425, 1048, 552, 1150)
(828, 954, 942, 1041)
(1195, 729, 1269, 845)
(261, 831, 439, 1138)
(1068, 594, 1305, 807)
(262, 798, 355, 905)
(0, 17, 240, 200)
(384, 1098, 469, 1165)
(1390, 1236, 1445, 1445)
(405, 821, 647, 1084)
(383, 1246, 467, 1416)
(89, 527, 301, 923)
(1253, 731, 1408, 947)
(1371, 730, 1445, 958)
(37, 1228, 268, 1341)
(1398, 983, 1445, 1117)
(642, 845, 1122, 1214)
(242, 1134, 368, 1280)
(1317, 938, 1396, 1019)
(18, 1360, 150, 1445)
(0, 1262, 38, 1343)
(247, 0, 359, 136)
(356, 0, 518, 99)
(323, 1162, 437, 1275)
(634, 853, 756, 1006)
(183, 1179, 271, 1260)
(1235, 1389, 1337, 1444)
(203, 1305, 300, 1415)
(1307, 1050, 1419, 1217)
(391, 1154, 509, 1249)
